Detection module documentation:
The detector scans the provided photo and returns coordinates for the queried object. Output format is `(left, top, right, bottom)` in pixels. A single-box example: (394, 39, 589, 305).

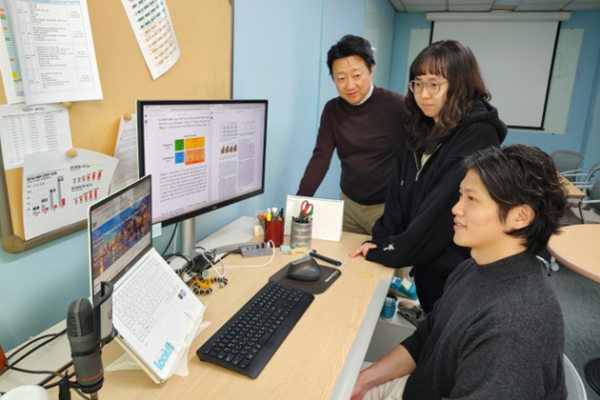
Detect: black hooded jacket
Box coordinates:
(366, 100, 507, 310)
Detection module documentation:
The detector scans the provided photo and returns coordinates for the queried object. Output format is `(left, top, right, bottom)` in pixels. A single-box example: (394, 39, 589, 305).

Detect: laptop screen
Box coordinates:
(89, 175, 152, 304)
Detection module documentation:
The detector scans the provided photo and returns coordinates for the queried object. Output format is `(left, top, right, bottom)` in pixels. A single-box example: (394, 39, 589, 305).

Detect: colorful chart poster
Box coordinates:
(120, 0, 180, 80)
(0, 0, 25, 103)
(22, 148, 118, 240)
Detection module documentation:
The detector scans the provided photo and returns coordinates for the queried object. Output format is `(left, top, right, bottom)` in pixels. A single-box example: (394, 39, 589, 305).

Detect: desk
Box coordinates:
(548, 225, 600, 283)
(548, 224, 600, 395)
(46, 230, 393, 400)
(560, 175, 585, 200)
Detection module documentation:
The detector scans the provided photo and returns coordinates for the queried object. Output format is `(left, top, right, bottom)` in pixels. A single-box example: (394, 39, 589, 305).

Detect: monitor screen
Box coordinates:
(137, 100, 267, 227)
(89, 175, 152, 304)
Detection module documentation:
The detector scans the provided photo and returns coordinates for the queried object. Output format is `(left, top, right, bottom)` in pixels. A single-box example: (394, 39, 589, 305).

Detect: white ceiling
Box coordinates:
(388, 0, 600, 12)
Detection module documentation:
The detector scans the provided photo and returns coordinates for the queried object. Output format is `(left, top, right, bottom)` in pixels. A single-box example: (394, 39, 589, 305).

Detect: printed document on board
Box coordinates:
(0, 103, 72, 170)
(120, 0, 180, 80)
(22, 148, 118, 240)
(0, 0, 25, 104)
(109, 114, 139, 194)
(8, 0, 103, 105)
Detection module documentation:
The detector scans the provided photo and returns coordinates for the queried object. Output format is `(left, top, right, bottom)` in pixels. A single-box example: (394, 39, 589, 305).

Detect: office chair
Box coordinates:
(572, 163, 600, 198)
(565, 354, 588, 400)
(577, 178, 600, 224)
(537, 255, 551, 276)
(551, 150, 585, 182)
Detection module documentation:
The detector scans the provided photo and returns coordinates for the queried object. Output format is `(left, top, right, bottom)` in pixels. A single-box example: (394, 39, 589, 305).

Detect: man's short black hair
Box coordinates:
(463, 144, 568, 255)
(326, 35, 375, 77)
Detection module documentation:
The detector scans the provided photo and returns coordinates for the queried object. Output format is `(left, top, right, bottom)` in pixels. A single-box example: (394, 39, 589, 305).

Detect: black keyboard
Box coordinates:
(196, 281, 314, 378)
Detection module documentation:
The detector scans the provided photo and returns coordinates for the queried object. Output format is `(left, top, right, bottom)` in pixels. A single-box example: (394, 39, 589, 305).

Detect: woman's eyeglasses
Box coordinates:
(408, 80, 448, 95)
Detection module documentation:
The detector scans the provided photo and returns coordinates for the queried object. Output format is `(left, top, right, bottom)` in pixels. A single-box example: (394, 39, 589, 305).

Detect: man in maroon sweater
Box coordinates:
(297, 35, 407, 234)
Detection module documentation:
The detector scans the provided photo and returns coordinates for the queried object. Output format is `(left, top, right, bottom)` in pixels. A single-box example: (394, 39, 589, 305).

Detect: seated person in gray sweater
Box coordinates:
(352, 144, 568, 400)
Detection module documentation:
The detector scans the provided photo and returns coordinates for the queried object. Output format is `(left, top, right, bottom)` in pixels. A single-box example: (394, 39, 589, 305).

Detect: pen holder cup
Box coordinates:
(290, 220, 312, 249)
(264, 219, 284, 248)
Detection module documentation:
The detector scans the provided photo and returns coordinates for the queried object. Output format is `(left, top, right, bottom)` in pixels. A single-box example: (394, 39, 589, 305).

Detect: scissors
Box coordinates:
(299, 200, 314, 223)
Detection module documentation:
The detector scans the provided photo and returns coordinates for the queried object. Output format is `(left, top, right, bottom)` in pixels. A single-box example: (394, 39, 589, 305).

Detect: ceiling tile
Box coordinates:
(563, 3, 600, 8)
(448, 4, 494, 10)
(491, 5, 519, 10)
(492, 0, 522, 5)
(404, 4, 448, 11)
(402, 0, 446, 4)
(449, 0, 494, 4)
(520, 0, 569, 4)
(389, 0, 406, 12)
(515, 3, 567, 8)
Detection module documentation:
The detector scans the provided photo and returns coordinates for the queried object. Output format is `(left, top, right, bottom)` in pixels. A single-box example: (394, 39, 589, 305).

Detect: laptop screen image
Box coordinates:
(89, 176, 152, 304)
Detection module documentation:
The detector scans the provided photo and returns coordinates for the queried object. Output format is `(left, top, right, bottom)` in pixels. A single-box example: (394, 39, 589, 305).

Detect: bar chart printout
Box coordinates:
(22, 149, 118, 240)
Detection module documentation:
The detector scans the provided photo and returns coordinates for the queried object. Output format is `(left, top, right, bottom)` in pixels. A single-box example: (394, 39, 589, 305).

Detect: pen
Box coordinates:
(310, 250, 342, 266)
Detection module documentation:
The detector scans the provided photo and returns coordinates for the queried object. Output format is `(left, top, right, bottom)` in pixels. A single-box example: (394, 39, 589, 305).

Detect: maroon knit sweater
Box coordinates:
(297, 86, 406, 205)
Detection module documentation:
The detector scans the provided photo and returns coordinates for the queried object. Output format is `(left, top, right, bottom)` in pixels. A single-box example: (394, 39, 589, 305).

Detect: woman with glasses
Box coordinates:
(351, 40, 507, 313)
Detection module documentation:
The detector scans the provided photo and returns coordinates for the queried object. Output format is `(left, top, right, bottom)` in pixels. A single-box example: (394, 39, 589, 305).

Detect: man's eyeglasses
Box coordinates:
(408, 80, 448, 95)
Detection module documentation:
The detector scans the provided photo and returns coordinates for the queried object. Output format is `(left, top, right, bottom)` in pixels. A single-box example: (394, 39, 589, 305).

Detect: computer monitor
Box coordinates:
(137, 100, 268, 257)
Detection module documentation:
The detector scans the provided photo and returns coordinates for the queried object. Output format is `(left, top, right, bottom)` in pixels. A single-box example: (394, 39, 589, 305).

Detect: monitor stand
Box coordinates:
(180, 217, 197, 259)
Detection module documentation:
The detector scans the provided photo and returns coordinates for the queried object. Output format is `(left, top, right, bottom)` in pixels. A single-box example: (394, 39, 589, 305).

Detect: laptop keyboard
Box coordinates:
(196, 281, 314, 378)
(114, 255, 179, 342)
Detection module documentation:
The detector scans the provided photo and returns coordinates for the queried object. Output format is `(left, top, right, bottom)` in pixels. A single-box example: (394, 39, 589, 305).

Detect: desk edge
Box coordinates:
(329, 278, 391, 400)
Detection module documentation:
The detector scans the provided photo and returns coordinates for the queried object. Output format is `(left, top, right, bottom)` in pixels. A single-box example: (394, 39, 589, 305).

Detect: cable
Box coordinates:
(0, 332, 90, 400)
(0, 329, 67, 380)
(160, 222, 179, 256)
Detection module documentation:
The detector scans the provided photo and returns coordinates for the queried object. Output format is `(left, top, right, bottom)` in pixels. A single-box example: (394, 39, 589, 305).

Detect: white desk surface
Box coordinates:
(33, 217, 393, 400)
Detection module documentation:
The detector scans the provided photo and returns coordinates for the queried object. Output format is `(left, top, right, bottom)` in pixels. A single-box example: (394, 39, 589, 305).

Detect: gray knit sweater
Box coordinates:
(401, 252, 567, 399)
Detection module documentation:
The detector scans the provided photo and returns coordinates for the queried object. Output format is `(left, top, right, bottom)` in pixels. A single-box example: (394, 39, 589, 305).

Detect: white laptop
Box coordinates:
(88, 175, 203, 382)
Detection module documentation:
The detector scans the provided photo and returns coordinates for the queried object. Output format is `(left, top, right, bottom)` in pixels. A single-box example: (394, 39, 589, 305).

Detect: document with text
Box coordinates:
(0, 103, 72, 170)
(109, 114, 139, 194)
(8, 0, 103, 105)
(141, 104, 265, 224)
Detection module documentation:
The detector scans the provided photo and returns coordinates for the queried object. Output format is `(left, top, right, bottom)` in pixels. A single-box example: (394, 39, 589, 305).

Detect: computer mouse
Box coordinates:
(287, 255, 322, 282)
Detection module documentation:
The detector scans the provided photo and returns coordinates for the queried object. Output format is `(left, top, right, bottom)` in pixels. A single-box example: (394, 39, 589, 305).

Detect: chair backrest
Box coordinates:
(551, 150, 585, 181)
(564, 354, 587, 400)
(589, 178, 600, 214)
(584, 162, 600, 185)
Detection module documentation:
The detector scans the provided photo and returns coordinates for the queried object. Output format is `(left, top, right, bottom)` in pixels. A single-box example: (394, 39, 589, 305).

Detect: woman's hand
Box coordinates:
(350, 242, 377, 258)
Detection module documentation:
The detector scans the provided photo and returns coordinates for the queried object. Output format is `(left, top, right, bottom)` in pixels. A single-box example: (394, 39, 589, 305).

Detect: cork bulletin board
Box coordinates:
(0, 0, 232, 253)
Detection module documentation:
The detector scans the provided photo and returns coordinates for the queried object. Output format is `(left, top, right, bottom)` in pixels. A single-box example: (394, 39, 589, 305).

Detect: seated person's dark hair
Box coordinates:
(463, 144, 568, 255)
(326, 35, 375, 76)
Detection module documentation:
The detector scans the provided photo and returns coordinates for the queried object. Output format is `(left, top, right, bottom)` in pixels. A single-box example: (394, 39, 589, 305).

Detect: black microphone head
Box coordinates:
(67, 298, 103, 394)
(67, 298, 94, 337)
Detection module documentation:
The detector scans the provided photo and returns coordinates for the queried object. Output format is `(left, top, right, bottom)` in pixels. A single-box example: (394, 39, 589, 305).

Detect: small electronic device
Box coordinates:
(240, 242, 273, 258)
(286, 255, 322, 282)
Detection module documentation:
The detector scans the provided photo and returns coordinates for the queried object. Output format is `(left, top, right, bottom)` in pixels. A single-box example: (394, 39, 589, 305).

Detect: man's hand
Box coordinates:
(350, 242, 377, 258)
(350, 372, 371, 400)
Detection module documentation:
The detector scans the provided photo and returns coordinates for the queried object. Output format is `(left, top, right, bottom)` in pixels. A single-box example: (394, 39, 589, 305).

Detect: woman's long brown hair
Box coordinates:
(404, 40, 491, 154)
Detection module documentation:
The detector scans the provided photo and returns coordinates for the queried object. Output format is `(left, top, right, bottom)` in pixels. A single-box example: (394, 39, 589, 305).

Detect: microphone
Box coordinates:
(67, 297, 103, 397)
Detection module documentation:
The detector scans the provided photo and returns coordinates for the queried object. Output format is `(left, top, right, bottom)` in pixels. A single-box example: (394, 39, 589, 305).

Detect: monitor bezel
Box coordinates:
(136, 99, 268, 228)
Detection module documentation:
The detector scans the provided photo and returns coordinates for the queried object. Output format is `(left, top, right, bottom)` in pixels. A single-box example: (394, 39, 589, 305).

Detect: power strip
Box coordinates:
(240, 242, 273, 258)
